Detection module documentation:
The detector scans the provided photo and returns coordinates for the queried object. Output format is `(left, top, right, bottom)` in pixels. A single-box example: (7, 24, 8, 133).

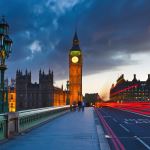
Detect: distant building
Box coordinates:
(4, 78, 16, 112)
(83, 93, 101, 106)
(8, 79, 16, 112)
(16, 69, 54, 110)
(110, 74, 150, 102)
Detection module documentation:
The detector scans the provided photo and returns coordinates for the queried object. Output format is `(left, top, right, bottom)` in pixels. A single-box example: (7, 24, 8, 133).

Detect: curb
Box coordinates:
(93, 109, 110, 150)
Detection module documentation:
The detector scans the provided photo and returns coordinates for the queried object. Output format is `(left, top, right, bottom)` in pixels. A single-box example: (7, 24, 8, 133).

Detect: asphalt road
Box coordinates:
(97, 107, 150, 150)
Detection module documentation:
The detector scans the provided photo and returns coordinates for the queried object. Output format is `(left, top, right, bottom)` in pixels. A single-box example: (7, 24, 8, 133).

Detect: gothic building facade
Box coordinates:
(54, 86, 67, 106)
(110, 74, 150, 102)
(16, 69, 54, 110)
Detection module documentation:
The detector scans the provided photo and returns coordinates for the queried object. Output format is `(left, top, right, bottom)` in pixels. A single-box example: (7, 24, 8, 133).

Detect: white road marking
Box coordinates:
(103, 116, 111, 118)
(96, 125, 111, 150)
(124, 118, 150, 124)
(105, 134, 111, 138)
(134, 136, 150, 150)
(119, 124, 130, 132)
(113, 118, 118, 122)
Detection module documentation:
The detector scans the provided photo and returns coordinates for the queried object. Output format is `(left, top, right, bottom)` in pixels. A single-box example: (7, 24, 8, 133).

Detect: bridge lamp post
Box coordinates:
(66, 80, 70, 105)
(0, 17, 13, 113)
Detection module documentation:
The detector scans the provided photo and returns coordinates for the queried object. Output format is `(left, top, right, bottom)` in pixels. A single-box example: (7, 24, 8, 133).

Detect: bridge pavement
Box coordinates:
(0, 108, 100, 150)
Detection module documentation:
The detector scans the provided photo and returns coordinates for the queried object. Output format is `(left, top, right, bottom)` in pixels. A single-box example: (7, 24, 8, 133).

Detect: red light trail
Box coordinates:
(96, 102, 150, 116)
(110, 84, 139, 97)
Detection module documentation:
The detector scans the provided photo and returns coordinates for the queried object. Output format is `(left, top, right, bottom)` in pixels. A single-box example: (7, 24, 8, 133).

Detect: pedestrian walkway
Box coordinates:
(0, 108, 99, 150)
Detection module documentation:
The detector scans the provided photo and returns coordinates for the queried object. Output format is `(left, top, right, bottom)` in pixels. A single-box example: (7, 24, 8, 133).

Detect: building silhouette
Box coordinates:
(16, 69, 54, 110)
(110, 74, 150, 102)
(83, 93, 101, 106)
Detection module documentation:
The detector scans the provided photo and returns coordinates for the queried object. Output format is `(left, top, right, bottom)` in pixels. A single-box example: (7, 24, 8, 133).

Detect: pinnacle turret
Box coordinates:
(70, 32, 80, 51)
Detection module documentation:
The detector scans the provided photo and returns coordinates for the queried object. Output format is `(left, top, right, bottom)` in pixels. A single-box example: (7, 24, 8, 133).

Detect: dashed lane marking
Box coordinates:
(113, 118, 118, 123)
(96, 125, 111, 150)
(124, 118, 150, 124)
(134, 136, 150, 150)
(103, 116, 111, 118)
(119, 124, 130, 133)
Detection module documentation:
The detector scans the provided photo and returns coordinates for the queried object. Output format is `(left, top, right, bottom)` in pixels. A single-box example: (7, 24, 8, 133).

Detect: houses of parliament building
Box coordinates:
(16, 69, 54, 110)
(110, 74, 150, 102)
(8, 69, 67, 111)
(8, 31, 82, 111)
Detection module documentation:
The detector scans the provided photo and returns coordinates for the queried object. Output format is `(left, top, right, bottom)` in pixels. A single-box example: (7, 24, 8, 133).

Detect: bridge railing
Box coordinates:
(18, 106, 69, 132)
(0, 114, 7, 141)
(0, 106, 70, 141)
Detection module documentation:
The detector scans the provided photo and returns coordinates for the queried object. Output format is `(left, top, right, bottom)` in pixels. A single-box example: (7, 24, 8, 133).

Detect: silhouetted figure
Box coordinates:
(82, 101, 85, 112)
(70, 104, 73, 111)
(78, 101, 82, 112)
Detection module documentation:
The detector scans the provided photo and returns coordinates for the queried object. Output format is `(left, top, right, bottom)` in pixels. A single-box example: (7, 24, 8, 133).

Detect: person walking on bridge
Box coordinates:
(78, 101, 82, 111)
(82, 101, 85, 112)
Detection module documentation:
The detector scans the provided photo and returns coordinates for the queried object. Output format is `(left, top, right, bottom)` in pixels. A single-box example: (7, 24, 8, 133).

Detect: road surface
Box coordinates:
(96, 107, 150, 150)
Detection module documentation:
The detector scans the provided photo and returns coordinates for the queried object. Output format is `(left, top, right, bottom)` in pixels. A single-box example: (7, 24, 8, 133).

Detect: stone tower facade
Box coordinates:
(69, 32, 82, 104)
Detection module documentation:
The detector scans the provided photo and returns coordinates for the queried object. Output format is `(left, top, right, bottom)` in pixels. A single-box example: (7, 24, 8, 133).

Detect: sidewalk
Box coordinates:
(1, 108, 100, 150)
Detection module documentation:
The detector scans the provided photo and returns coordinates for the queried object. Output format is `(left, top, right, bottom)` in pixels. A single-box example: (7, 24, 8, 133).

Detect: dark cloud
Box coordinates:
(0, 0, 150, 81)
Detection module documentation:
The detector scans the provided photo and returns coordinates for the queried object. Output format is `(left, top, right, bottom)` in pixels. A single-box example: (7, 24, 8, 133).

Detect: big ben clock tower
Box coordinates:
(69, 32, 82, 104)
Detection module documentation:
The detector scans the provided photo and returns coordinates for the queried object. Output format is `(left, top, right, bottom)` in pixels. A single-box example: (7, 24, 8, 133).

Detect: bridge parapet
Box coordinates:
(0, 106, 69, 141)
(18, 106, 69, 133)
(0, 114, 7, 141)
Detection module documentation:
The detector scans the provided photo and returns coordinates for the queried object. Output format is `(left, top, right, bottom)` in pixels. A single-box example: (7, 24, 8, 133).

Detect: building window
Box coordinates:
(11, 94, 13, 100)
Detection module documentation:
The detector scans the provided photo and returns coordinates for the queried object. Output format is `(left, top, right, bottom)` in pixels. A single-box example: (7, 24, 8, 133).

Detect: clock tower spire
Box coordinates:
(71, 32, 80, 50)
(69, 32, 82, 104)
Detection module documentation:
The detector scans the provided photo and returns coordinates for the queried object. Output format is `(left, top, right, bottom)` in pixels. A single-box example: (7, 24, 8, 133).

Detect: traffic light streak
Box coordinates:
(96, 102, 150, 116)
(110, 84, 139, 96)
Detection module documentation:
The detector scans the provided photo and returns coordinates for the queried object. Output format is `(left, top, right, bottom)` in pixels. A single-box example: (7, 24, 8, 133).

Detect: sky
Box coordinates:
(1, 0, 150, 99)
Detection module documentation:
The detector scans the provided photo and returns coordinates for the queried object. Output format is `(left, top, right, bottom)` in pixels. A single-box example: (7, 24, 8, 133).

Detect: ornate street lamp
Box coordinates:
(0, 16, 13, 113)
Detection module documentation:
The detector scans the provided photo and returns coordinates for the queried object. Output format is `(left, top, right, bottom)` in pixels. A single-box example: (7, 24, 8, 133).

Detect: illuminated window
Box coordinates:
(11, 94, 13, 99)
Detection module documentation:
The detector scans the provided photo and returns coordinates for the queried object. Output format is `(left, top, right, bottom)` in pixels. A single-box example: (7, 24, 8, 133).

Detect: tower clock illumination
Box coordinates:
(69, 32, 82, 104)
(72, 56, 79, 63)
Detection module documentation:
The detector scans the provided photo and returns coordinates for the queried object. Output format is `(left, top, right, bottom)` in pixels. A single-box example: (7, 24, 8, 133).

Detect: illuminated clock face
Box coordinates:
(72, 56, 79, 63)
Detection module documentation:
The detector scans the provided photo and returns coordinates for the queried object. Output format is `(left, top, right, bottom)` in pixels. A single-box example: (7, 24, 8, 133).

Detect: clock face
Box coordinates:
(72, 56, 79, 63)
